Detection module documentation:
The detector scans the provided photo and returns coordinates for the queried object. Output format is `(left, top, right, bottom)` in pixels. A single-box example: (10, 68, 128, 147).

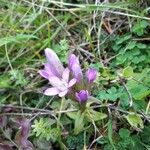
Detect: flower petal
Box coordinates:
(39, 70, 49, 79)
(62, 68, 70, 82)
(58, 90, 68, 97)
(45, 48, 64, 76)
(49, 76, 63, 87)
(68, 54, 83, 82)
(44, 88, 59, 96)
(75, 92, 81, 103)
(44, 63, 55, 77)
(68, 54, 79, 68)
(68, 78, 76, 87)
(76, 90, 89, 104)
(71, 63, 83, 82)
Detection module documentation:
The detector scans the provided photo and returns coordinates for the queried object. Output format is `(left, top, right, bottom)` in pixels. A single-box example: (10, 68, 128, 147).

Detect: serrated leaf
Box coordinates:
(116, 54, 127, 65)
(136, 43, 146, 49)
(116, 34, 131, 45)
(127, 41, 136, 49)
(125, 113, 143, 128)
(123, 66, 133, 78)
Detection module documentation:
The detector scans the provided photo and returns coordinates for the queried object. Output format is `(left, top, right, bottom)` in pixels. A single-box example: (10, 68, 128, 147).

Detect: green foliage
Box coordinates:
(66, 133, 85, 150)
(97, 86, 127, 102)
(125, 113, 144, 129)
(127, 79, 150, 100)
(0, 74, 11, 88)
(10, 70, 28, 87)
(67, 109, 107, 135)
(112, 34, 150, 71)
(122, 66, 134, 78)
(52, 39, 69, 63)
(85, 108, 107, 122)
(132, 20, 149, 36)
(32, 118, 60, 142)
(99, 126, 150, 150)
(74, 111, 85, 134)
(0, 34, 37, 47)
(100, 128, 133, 150)
(1, 0, 150, 149)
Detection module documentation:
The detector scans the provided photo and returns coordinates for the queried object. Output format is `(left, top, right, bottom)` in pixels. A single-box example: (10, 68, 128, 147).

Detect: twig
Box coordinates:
(1, 104, 150, 121)
(29, 96, 54, 121)
(119, 78, 133, 107)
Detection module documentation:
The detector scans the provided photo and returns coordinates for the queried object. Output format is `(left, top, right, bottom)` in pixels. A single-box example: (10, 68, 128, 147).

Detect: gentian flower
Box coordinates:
(68, 54, 83, 82)
(39, 49, 96, 101)
(76, 90, 89, 104)
(86, 68, 97, 83)
(39, 48, 64, 79)
(44, 68, 76, 97)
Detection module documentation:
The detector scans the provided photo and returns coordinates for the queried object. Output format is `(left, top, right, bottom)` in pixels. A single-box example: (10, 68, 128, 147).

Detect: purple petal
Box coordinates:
(44, 87, 59, 96)
(71, 63, 83, 82)
(45, 48, 64, 77)
(76, 90, 89, 104)
(58, 90, 68, 97)
(39, 70, 49, 79)
(68, 78, 76, 87)
(62, 68, 70, 82)
(68, 54, 83, 82)
(44, 63, 55, 77)
(86, 68, 97, 83)
(49, 76, 63, 87)
(68, 54, 79, 68)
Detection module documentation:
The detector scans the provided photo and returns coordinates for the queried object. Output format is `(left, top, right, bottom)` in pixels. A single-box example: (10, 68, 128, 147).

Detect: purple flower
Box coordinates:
(15, 118, 33, 150)
(44, 68, 76, 97)
(76, 90, 89, 104)
(39, 48, 64, 79)
(86, 68, 97, 83)
(68, 54, 83, 82)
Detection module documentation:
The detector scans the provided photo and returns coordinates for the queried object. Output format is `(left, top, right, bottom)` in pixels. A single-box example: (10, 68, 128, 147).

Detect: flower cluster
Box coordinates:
(39, 48, 97, 104)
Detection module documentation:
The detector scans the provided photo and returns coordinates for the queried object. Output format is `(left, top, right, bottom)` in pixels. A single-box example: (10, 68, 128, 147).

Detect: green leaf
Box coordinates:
(116, 34, 131, 45)
(127, 80, 150, 100)
(132, 20, 148, 36)
(67, 111, 77, 120)
(123, 66, 133, 78)
(127, 41, 136, 49)
(140, 20, 149, 28)
(116, 54, 127, 65)
(85, 109, 107, 122)
(74, 111, 85, 135)
(140, 125, 150, 143)
(136, 43, 146, 49)
(0, 74, 11, 88)
(125, 113, 143, 128)
(119, 128, 130, 139)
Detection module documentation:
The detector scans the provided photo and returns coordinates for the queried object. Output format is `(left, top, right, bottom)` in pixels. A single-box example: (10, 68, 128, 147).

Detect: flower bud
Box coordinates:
(76, 90, 89, 104)
(86, 68, 97, 83)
